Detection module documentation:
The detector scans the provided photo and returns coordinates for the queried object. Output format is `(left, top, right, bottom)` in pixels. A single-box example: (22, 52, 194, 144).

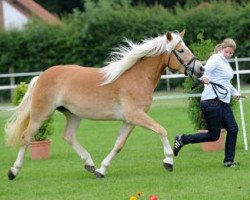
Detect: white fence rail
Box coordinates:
(0, 57, 249, 91)
(0, 72, 41, 91)
(0, 57, 249, 150)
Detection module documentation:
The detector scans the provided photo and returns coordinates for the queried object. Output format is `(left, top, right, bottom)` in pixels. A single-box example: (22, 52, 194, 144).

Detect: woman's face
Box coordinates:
(220, 47, 234, 59)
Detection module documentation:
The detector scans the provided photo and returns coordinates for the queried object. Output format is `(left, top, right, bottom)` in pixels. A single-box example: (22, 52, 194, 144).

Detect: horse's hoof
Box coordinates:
(95, 171, 105, 179)
(163, 163, 173, 172)
(84, 165, 96, 173)
(8, 170, 16, 180)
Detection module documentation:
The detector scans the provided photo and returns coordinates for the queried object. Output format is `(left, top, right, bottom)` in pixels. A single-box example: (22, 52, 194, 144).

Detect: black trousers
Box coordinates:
(182, 100, 238, 162)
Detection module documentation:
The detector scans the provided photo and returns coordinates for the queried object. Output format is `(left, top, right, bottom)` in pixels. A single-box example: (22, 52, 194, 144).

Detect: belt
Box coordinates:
(203, 98, 228, 105)
(204, 98, 220, 102)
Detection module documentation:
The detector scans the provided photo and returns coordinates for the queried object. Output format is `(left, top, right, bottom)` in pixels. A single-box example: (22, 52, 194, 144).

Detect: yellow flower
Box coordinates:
(129, 196, 137, 200)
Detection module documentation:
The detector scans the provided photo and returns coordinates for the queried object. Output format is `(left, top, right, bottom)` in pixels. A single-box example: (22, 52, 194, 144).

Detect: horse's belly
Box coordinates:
(67, 104, 125, 121)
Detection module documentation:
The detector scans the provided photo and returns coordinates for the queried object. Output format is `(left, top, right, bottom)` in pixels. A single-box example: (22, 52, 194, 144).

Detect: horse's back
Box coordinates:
(39, 65, 102, 82)
(32, 65, 122, 119)
(36, 65, 103, 92)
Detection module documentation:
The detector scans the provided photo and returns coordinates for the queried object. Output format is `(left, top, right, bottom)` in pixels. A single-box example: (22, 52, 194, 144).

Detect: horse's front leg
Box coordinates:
(126, 110, 173, 172)
(95, 122, 135, 178)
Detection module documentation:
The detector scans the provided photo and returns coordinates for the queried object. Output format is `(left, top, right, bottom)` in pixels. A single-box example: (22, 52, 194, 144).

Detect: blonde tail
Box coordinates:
(5, 76, 39, 147)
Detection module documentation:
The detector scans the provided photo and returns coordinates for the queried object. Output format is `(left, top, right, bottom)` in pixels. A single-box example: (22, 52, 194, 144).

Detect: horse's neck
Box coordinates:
(134, 54, 167, 88)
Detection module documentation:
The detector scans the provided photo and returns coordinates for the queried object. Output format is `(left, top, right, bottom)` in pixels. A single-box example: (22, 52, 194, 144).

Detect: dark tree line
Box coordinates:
(36, 0, 248, 16)
(36, 0, 85, 16)
(131, 0, 186, 7)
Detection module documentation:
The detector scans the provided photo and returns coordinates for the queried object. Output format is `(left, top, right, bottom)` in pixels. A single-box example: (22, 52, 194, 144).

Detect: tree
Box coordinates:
(36, 0, 84, 16)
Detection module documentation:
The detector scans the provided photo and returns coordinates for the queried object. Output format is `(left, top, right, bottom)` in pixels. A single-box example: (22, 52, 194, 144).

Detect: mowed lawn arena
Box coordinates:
(0, 93, 249, 200)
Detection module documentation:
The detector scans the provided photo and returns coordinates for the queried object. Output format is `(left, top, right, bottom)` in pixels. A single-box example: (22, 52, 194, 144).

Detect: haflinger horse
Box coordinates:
(5, 30, 204, 180)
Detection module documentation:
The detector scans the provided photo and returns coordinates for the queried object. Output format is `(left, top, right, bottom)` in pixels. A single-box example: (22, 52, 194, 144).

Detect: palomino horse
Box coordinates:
(5, 30, 204, 180)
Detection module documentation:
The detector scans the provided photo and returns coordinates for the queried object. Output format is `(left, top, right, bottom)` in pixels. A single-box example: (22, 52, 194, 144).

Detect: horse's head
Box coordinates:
(165, 30, 204, 79)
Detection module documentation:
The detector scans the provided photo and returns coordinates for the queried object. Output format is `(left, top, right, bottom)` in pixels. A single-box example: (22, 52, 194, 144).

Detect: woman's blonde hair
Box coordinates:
(213, 38, 237, 54)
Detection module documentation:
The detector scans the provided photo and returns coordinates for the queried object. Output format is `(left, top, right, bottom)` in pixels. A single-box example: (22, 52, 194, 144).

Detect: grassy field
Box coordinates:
(0, 98, 249, 200)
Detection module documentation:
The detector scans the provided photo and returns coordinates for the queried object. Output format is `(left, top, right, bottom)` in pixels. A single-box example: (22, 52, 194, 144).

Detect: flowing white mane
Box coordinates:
(100, 33, 182, 85)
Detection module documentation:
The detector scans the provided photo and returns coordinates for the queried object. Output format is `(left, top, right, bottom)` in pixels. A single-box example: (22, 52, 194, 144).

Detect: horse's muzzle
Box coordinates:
(193, 62, 204, 79)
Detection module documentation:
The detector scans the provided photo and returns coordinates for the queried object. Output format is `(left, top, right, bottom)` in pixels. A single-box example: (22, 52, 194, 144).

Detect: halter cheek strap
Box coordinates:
(184, 56, 196, 76)
(168, 50, 196, 76)
(172, 50, 185, 65)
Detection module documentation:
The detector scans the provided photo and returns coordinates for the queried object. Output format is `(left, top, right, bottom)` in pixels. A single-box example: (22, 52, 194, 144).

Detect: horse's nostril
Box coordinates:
(200, 66, 205, 72)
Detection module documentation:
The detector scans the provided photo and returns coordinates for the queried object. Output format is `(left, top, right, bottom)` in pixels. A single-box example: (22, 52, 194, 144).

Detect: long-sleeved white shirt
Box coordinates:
(201, 52, 239, 103)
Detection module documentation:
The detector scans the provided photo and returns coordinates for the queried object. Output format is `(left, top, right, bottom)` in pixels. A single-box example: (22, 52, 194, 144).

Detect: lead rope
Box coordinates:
(210, 81, 228, 100)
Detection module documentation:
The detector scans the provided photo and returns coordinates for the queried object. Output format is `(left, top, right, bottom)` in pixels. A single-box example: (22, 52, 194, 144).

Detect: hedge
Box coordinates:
(0, 1, 249, 100)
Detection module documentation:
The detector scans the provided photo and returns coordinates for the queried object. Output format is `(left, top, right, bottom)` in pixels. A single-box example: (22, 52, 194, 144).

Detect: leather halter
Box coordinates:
(167, 50, 196, 76)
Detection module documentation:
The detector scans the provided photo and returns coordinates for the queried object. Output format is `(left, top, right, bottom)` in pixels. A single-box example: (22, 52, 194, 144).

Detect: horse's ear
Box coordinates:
(166, 32, 172, 41)
(179, 29, 186, 38)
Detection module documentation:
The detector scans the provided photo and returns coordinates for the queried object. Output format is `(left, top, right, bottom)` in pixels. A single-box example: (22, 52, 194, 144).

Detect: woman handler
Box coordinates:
(174, 38, 241, 167)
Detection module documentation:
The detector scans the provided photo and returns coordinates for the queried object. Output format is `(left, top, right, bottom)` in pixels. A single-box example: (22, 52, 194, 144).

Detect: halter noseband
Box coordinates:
(167, 50, 196, 76)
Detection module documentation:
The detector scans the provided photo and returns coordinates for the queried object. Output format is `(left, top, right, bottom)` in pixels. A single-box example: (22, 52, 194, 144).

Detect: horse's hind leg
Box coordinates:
(95, 122, 135, 178)
(8, 146, 26, 180)
(8, 120, 42, 180)
(62, 113, 95, 173)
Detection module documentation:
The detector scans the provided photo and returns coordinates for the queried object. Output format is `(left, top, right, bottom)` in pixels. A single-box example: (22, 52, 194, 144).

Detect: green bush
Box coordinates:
(13, 82, 54, 141)
(183, 33, 214, 129)
(12, 82, 28, 105)
(71, 2, 181, 67)
(0, 1, 249, 73)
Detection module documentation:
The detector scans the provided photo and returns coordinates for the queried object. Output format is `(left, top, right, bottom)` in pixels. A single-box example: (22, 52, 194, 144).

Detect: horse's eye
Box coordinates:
(178, 49, 184, 53)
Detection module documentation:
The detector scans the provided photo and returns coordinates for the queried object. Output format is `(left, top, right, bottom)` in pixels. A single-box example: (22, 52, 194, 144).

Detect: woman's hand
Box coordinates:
(201, 76, 210, 84)
(234, 96, 241, 101)
(234, 95, 247, 100)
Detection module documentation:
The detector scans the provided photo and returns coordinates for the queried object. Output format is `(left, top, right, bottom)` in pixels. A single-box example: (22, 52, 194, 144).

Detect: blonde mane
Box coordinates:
(100, 33, 181, 85)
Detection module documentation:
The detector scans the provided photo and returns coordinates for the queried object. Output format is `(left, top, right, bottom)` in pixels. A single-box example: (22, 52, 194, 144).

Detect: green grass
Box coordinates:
(0, 98, 249, 200)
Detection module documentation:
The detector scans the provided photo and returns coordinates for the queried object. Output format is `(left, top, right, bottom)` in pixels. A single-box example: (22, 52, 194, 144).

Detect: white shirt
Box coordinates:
(201, 52, 239, 103)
